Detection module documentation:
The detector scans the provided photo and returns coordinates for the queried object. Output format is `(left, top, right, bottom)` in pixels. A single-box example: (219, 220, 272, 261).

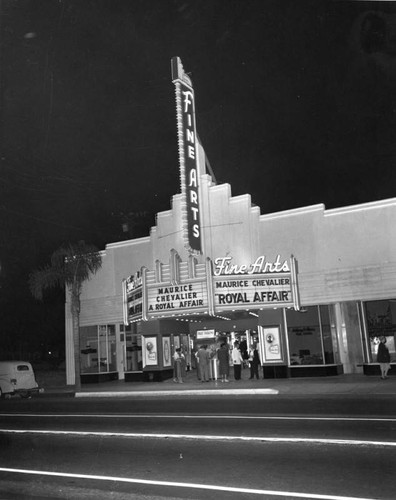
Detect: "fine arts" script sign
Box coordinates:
(213, 256, 295, 311)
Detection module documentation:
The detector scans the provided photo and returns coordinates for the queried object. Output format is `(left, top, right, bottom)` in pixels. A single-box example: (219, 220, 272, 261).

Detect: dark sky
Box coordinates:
(1, 0, 396, 349)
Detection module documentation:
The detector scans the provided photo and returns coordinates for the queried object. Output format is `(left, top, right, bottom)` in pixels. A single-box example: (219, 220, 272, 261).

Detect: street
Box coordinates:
(0, 395, 395, 499)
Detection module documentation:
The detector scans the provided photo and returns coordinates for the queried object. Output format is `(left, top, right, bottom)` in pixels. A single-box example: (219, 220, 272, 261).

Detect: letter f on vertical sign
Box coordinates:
(183, 91, 193, 112)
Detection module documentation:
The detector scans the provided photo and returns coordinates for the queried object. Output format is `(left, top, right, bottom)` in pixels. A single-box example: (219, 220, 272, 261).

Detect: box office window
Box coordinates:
(286, 305, 335, 365)
(80, 325, 117, 374)
(364, 300, 396, 363)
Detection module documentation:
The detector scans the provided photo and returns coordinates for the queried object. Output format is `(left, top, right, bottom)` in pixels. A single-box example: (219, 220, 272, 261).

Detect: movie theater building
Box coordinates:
(64, 58, 396, 385)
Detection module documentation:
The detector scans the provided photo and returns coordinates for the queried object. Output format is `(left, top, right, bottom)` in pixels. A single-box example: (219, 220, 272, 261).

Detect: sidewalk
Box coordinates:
(40, 370, 396, 398)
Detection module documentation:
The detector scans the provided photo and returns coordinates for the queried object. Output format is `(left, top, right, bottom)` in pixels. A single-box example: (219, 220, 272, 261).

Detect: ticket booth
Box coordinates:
(193, 329, 218, 379)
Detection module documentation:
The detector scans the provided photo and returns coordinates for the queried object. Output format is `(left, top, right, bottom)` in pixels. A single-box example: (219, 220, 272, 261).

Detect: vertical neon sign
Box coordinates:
(171, 57, 202, 254)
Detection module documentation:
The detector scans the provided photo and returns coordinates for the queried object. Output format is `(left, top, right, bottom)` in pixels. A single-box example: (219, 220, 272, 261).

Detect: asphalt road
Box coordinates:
(0, 395, 395, 499)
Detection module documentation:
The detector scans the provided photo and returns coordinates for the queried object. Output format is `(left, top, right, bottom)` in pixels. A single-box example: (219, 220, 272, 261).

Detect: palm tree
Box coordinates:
(29, 241, 102, 391)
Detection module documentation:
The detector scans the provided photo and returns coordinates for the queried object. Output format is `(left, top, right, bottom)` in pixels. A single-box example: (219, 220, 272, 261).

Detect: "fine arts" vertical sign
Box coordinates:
(171, 56, 202, 254)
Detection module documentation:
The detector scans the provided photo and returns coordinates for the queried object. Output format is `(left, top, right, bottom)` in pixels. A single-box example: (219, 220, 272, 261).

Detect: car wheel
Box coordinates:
(19, 391, 30, 399)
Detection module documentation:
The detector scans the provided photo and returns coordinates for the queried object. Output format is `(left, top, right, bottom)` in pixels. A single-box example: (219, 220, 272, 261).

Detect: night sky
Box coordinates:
(1, 0, 396, 353)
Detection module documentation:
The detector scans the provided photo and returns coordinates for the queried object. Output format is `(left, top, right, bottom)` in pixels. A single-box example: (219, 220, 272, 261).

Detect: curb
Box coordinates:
(36, 391, 75, 398)
(75, 388, 279, 398)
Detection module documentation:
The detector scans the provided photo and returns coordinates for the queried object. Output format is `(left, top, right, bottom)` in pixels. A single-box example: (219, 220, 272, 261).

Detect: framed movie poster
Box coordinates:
(258, 326, 283, 363)
(143, 336, 158, 367)
(162, 337, 171, 367)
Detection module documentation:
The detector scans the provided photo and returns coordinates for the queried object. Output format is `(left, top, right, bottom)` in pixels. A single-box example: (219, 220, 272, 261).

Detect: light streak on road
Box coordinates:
(0, 428, 395, 447)
(0, 467, 378, 500)
(1, 413, 396, 422)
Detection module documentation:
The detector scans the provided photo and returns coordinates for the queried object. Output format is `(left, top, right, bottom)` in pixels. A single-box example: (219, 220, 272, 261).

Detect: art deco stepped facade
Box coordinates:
(64, 59, 396, 385)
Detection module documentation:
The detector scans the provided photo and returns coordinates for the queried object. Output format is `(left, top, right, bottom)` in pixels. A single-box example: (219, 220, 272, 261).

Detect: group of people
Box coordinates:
(175, 336, 393, 383)
(173, 340, 262, 383)
(195, 341, 262, 383)
(230, 341, 261, 381)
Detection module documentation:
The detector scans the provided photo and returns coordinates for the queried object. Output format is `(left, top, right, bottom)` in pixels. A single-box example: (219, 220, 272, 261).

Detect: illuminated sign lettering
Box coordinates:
(212, 255, 296, 311)
(147, 282, 208, 317)
(124, 272, 143, 323)
(213, 275, 293, 309)
(172, 57, 202, 254)
(126, 273, 143, 292)
(213, 255, 290, 276)
(123, 256, 300, 321)
(196, 329, 216, 339)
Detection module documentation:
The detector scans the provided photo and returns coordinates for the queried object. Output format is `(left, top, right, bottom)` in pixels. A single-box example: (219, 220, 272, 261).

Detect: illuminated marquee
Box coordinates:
(212, 255, 300, 311)
(144, 257, 213, 319)
(147, 282, 208, 318)
(122, 256, 300, 321)
(122, 271, 144, 324)
(171, 56, 202, 254)
(214, 276, 292, 307)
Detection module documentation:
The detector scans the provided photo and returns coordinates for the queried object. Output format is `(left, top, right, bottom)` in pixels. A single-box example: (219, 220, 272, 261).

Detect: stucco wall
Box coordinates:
(258, 199, 396, 305)
(76, 173, 396, 324)
(201, 181, 261, 265)
(78, 237, 152, 325)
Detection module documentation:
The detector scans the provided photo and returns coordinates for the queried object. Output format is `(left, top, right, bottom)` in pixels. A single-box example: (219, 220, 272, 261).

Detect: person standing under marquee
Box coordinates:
(217, 342, 230, 382)
(231, 341, 243, 380)
(173, 348, 185, 383)
(196, 344, 210, 382)
(377, 336, 391, 380)
(248, 343, 261, 380)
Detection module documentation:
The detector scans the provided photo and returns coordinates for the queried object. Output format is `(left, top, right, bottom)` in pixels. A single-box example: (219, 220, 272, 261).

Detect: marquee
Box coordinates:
(122, 254, 300, 324)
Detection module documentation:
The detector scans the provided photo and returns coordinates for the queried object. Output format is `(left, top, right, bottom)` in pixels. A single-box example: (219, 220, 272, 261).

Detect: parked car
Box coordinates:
(0, 361, 42, 398)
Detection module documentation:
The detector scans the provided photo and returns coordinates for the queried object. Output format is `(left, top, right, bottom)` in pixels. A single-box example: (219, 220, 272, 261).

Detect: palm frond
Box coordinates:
(29, 266, 67, 300)
(30, 240, 102, 300)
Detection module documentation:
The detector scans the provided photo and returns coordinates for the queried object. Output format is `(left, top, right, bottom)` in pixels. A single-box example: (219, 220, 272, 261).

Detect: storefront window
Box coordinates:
(80, 325, 117, 374)
(286, 306, 335, 365)
(319, 305, 334, 364)
(364, 300, 396, 363)
(124, 324, 142, 372)
(108, 325, 117, 371)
